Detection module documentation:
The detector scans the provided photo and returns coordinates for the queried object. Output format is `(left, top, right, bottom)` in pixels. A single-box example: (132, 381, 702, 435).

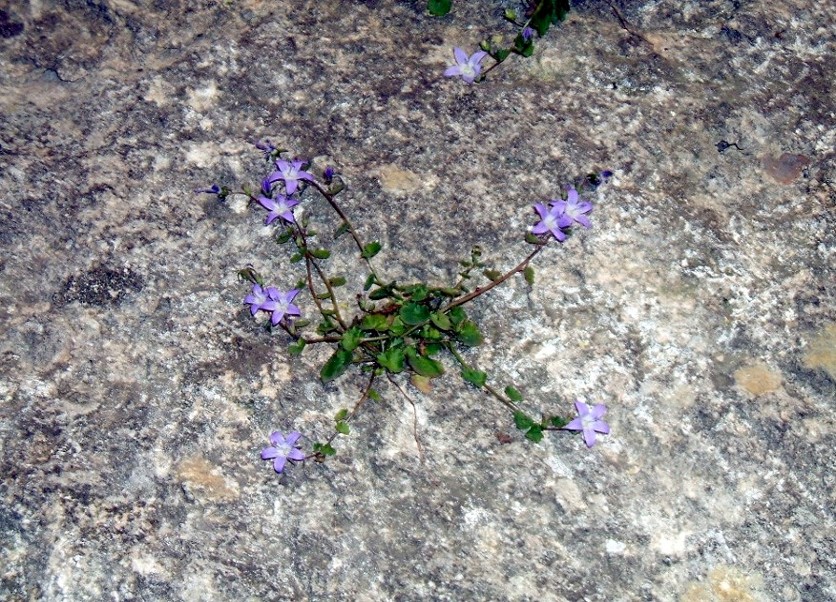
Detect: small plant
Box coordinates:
(439, 0, 571, 83)
(200, 143, 612, 476)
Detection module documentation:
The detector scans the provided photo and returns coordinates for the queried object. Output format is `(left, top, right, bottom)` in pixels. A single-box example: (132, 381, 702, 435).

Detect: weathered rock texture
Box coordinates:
(1, 0, 833, 600)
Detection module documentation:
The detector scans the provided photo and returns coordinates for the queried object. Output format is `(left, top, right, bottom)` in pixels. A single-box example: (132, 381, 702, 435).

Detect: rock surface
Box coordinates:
(0, 0, 833, 600)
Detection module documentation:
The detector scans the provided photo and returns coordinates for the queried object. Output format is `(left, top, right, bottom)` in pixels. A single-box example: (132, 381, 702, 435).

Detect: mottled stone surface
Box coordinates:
(1, 0, 834, 600)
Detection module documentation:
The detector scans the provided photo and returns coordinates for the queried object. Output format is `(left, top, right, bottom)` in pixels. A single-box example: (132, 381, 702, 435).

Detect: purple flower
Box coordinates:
(531, 202, 572, 241)
(443, 48, 488, 84)
(244, 284, 278, 316)
(323, 166, 335, 183)
(551, 186, 593, 229)
(261, 430, 306, 473)
(522, 26, 535, 42)
(563, 401, 610, 447)
(261, 176, 274, 196)
(268, 159, 315, 195)
(258, 193, 300, 225)
(268, 288, 301, 325)
(195, 184, 220, 194)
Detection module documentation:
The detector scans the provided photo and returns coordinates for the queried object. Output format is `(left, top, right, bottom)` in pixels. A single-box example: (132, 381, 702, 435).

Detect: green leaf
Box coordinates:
(525, 232, 543, 245)
(334, 222, 351, 239)
(328, 276, 347, 287)
(362, 241, 382, 259)
(494, 48, 511, 63)
(316, 317, 338, 335)
(340, 327, 363, 352)
(525, 425, 544, 443)
(419, 325, 441, 341)
(505, 386, 524, 402)
(389, 317, 406, 336)
(430, 312, 452, 331)
(530, 0, 570, 36)
(406, 348, 445, 378)
(369, 285, 395, 300)
(336, 421, 350, 435)
(406, 284, 429, 302)
(313, 442, 336, 457)
(289, 253, 304, 263)
(287, 338, 307, 356)
(335, 408, 348, 422)
(315, 291, 332, 300)
(550, 415, 569, 428)
(368, 388, 382, 402)
(320, 348, 353, 383)
(364, 273, 377, 291)
(400, 302, 431, 325)
(427, 0, 451, 17)
(377, 347, 406, 373)
(276, 229, 293, 244)
(425, 342, 444, 356)
(483, 269, 502, 281)
(461, 367, 487, 388)
(360, 313, 390, 332)
(456, 320, 483, 347)
(524, 265, 535, 285)
(514, 411, 535, 430)
(448, 306, 466, 325)
(310, 248, 331, 260)
(293, 319, 310, 329)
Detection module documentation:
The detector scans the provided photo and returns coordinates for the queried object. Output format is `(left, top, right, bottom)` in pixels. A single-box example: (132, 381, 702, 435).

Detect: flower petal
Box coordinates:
(582, 429, 597, 447)
(470, 51, 488, 65)
(453, 47, 469, 64)
(261, 446, 278, 460)
(285, 431, 302, 445)
(594, 421, 610, 435)
(563, 417, 584, 431)
(272, 455, 287, 473)
(590, 404, 607, 419)
(269, 431, 284, 446)
(574, 401, 590, 416)
(288, 448, 306, 461)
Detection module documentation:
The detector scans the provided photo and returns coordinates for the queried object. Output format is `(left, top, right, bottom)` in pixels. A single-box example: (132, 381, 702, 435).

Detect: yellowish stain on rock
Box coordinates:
(681, 566, 765, 602)
(734, 362, 782, 396)
(176, 456, 239, 502)
(803, 322, 836, 381)
(377, 164, 435, 196)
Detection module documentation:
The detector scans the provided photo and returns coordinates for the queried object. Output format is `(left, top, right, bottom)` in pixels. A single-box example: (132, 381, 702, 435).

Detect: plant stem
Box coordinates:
(307, 180, 381, 283)
(445, 243, 544, 311)
(445, 343, 522, 414)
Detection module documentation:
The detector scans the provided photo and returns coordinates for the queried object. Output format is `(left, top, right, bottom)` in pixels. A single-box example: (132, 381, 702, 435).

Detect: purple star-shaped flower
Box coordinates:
(261, 430, 306, 473)
(522, 26, 535, 42)
(268, 288, 301, 326)
(268, 159, 315, 195)
(244, 284, 278, 316)
(563, 401, 610, 447)
(258, 194, 300, 225)
(531, 202, 572, 241)
(443, 47, 488, 84)
(552, 186, 593, 228)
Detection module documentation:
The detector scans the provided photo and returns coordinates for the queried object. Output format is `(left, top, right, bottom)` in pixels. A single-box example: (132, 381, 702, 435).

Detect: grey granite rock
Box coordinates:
(0, 0, 833, 600)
